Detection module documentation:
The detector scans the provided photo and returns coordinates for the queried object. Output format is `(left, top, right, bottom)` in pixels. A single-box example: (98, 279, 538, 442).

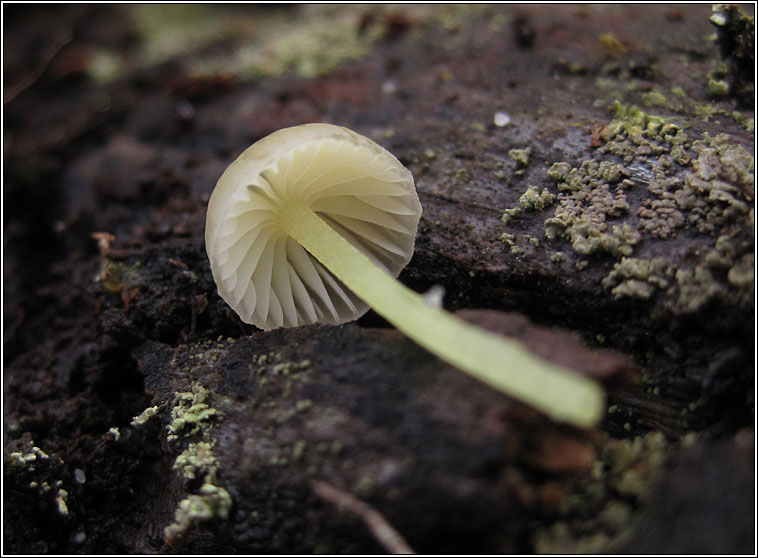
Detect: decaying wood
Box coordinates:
(3, 4, 754, 554)
(312, 480, 415, 554)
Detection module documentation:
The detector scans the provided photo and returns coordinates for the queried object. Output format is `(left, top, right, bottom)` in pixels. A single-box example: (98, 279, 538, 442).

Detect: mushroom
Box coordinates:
(206, 123, 603, 427)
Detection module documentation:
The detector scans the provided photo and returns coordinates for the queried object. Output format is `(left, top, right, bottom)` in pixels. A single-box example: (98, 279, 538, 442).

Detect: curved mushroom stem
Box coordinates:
(281, 204, 604, 427)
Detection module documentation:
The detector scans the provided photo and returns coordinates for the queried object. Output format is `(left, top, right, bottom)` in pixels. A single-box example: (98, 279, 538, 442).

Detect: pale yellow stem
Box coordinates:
(281, 204, 604, 427)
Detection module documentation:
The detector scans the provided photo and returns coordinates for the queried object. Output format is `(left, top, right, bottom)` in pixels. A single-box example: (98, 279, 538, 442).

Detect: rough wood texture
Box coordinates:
(4, 4, 754, 554)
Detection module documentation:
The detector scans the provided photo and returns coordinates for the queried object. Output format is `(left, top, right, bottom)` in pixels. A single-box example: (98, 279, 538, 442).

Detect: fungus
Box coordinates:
(206, 123, 603, 427)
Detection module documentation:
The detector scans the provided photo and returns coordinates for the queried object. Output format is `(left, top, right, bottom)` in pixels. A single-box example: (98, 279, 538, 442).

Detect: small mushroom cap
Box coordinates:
(205, 123, 422, 330)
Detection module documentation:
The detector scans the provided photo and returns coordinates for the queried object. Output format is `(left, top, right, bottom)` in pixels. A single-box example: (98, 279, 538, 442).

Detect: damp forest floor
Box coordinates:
(3, 4, 755, 555)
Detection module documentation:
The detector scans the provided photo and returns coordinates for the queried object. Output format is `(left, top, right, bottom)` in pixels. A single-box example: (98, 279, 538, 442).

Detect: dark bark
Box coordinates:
(4, 4, 754, 554)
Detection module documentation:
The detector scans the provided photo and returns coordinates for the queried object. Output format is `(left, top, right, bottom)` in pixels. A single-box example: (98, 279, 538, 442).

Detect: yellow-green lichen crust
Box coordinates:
(508, 102, 754, 312)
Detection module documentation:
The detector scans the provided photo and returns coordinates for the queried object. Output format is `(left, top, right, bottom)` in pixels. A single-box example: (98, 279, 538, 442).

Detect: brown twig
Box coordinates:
(4, 29, 73, 104)
(311, 480, 415, 554)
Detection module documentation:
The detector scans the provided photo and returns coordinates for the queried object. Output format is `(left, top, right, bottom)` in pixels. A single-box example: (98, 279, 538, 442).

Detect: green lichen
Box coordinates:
(198, 6, 385, 81)
(500, 207, 522, 226)
(508, 147, 532, 167)
(606, 432, 667, 499)
(731, 111, 754, 132)
(531, 102, 753, 313)
(55, 489, 70, 516)
(600, 101, 684, 150)
(9, 444, 50, 468)
(97, 260, 142, 294)
(547, 162, 571, 182)
(130, 5, 385, 82)
(674, 265, 726, 313)
(131, 405, 160, 427)
(9, 440, 72, 518)
(250, 352, 314, 402)
(163, 377, 230, 542)
(456, 168, 472, 183)
(498, 232, 521, 255)
(727, 253, 754, 288)
(533, 432, 670, 553)
(292, 440, 307, 462)
(707, 77, 729, 97)
(519, 185, 555, 211)
(174, 441, 219, 481)
(163, 482, 232, 543)
(501, 182, 557, 229)
(272, 359, 312, 376)
(167, 383, 222, 443)
(602, 258, 671, 300)
(130, 5, 231, 67)
(709, 4, 754, 104)
(270, 398, 314, 424)
(641, 90, 669, 109)
(542, 179, 639, 256)
(693, 102, 719, 122)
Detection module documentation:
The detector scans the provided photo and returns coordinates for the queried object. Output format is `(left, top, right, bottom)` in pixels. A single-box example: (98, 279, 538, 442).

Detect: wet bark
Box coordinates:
(4, 4, 754, 554)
